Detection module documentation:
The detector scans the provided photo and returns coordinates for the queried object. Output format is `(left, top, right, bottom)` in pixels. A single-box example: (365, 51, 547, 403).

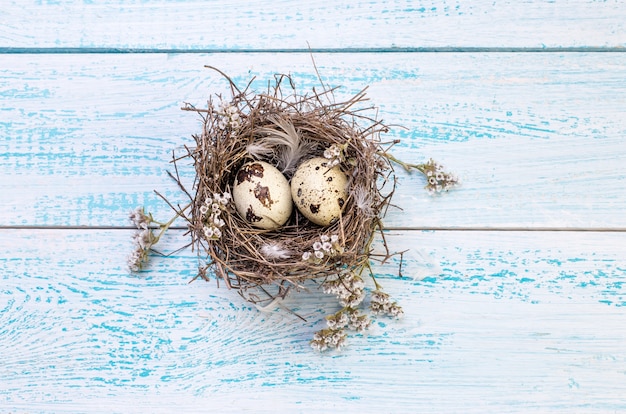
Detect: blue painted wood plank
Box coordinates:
(1, 52, 625, 229)
(1, 1, 623, 412)
(1, 229, 625, 411)
(2, 0, 626, 50)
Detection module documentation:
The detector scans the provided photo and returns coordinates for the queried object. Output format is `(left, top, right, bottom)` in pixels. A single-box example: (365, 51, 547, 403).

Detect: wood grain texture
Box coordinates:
(1, 229, 625, 412)
(2, 52, 625, 229)
(3, 0, 626, 411)
(2, 0, 626, 50)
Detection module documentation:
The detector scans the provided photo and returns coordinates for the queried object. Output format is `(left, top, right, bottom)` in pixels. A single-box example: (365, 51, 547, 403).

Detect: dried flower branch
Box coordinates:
(383, 153, 459, 194)
(127, 205, 189, 271)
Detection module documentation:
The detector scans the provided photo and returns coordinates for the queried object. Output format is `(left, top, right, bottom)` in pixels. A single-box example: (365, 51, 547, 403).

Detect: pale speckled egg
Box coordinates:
(233, 161, 293, 230)
(290, 157, 348, 226)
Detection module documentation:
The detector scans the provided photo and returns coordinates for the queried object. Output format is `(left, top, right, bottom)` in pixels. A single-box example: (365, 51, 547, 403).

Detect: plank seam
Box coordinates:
(1, 226, 626, 232)
(2, 47, 626, 54)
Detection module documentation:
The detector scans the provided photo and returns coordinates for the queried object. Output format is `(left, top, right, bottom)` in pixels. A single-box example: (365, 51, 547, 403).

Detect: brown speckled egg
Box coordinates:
(233, 161, 292, 230)
(290, 157, 348, 226)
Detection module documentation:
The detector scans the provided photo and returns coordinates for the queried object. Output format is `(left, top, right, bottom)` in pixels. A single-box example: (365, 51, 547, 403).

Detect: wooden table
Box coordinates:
(2, 1, 625, 412)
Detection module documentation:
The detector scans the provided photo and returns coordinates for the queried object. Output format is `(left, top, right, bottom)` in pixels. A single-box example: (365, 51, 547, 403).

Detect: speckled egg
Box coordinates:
(233, 161, 293, 230)
(290, 157, 349, 226)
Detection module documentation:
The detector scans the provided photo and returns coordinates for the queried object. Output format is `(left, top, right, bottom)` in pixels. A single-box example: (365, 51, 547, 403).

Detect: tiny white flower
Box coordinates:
(342, 293, 365, 308)
(336, 337, 346, 350)
(132, 229, 152, 249)
(220, 193, 231, 204)
(314, 250, 324, 259)
(203, 226, 214, 238)
(313, 241, 323, 251)
(322, 242, 333, 252)
(330, 234, 339, 243)
(302, 251, 312, 261)
(351, 277, 365, 291)
(372, 290, 391, 306)
(129, 207, 150, 229)
(127, 248, 146, 272)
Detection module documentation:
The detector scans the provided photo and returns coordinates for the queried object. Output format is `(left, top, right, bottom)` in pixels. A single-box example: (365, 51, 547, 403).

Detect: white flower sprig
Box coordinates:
(310, 328, 347, 352)
(301, 234, 343, 263)
(322, 271, 366, 308)
(310, 263, 405, 352)
(381, 153, 459, 195)
(310, 272, 372, 352)
(200, 192, 231, 240)
(421, 159, 459, 195)
(326, 308, 371, 332)
(127, 207, 156, 272)
(127, 207, 180, 272)
(370, 289, 404, 319)
(216, 101, 242, 133)
(323, 143, 345, 167)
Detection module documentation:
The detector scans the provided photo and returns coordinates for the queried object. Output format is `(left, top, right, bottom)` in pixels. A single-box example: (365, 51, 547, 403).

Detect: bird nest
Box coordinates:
(173, 67, 399, 303)
(128, 66, 459, 350)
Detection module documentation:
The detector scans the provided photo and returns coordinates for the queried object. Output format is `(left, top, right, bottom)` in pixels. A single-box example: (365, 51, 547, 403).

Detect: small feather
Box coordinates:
(255, 117, 315, 174)
(350, 184, 376, 218)
(260, 243, 292, 260)
(246, 141, 274, 160)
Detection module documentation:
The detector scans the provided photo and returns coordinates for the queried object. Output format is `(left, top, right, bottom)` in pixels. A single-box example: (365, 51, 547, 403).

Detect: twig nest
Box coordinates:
(291, 157, 348, 226)
(233, 161, 293, 230)
(180, 68, 398, 299)
(132, 66, 458, 352)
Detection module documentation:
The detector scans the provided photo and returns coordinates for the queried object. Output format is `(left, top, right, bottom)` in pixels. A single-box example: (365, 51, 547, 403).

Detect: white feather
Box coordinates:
(245, 141, 274, 160)
(254, 117, 315, 174)
(260, 242, 292, 260)
(350, 184, 376, 218)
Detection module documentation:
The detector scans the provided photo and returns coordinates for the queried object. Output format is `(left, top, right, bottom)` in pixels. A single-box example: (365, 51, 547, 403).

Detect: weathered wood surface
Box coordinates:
(2, 0, 626, 49)
(2, 53, 625, 229)
(2, 229, 625, 412)
(2, 0, 626, 412)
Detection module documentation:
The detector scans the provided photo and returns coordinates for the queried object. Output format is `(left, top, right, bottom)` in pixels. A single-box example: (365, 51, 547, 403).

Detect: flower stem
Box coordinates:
(379, 151, 425, 173)
(152, 202, 192, 244)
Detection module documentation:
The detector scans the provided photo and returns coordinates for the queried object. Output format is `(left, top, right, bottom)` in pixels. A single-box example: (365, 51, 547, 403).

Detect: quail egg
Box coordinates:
(233, 161, 293, 230)
(290, 157, 348, 226)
